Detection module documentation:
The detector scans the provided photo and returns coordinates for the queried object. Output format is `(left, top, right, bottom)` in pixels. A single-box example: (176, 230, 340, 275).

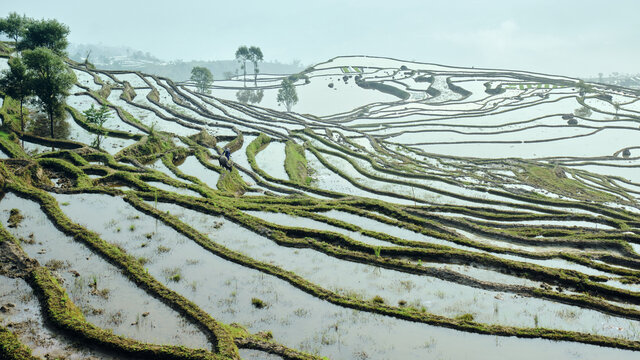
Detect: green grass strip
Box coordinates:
(284, 141, 312, 185)
(0, 326, 38, 360)
(66, 105, 142, 140)
(30, 267, 226, 360)
(126, 191, 640, 352)
(0, 170, 239, 359)
(216, 167, 248, 194)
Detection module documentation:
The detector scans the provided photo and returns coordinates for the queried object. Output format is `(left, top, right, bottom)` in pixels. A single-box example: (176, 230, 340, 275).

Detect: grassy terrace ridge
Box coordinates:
(0, 326, 38, 360)
(5, 146, 640, 352)
(6, 181, 640, 353)
(242, 133, 342, 197)
(124, 191, 640, 350)
(136, 191, 640, 320)
(2, 49, 640, 358)
(119, 174, 634, 316)
(0, 224, 226, 360)
(0, 162, 319, 360)
(216, 167, 248, 194)
(245, 133, 315, 187)
(299, 129, 639, 222)
(0, 160, 240, 358)
(284, 140, 313, 185)
(29, 266, 226, 360)
(66, 105, 142, 141)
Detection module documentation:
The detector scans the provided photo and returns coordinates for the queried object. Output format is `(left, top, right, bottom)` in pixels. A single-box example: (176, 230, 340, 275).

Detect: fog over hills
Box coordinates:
(4, 0, 639, 79)
(68, 43, 306, 81)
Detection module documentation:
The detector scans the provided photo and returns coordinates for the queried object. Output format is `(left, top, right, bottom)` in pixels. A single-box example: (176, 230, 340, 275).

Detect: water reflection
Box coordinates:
(28, 112, 70, 139)
(235, 89, 264, 104)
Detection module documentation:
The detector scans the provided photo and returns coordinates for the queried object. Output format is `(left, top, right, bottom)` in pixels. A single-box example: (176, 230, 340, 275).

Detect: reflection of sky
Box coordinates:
(3, 0, 638, 77)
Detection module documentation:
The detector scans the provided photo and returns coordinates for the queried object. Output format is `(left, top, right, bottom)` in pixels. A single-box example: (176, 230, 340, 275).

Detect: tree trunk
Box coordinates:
(97, 128, 103, 149)
(19, 98, 24, 149)
(49, 110, 55, 152)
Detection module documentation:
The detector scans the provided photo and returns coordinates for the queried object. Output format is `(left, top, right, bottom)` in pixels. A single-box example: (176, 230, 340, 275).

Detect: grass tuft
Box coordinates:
(251, 297, 266, 309)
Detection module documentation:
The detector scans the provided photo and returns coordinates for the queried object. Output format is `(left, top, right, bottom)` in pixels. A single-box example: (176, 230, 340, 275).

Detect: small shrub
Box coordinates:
(456, 313, 474, 322)
(574, 106, 592, 118)
(96, 288, 110, 299)
(45, 259, 68, 271)
(372, 295, 385, 304)
(164, 268, 181, 282)
(251, 297, 266, 309)
(8, 208, 24, 228)
(399, 280, 414, 291)
(19, 235, 36, 245)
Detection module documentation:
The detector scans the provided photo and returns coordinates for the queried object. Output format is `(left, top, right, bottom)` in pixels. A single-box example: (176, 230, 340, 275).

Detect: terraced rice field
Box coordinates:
(1, 53, 640, 360)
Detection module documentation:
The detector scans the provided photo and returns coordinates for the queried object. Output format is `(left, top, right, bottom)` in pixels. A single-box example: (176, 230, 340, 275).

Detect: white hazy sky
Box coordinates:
(4, 0, 639, 77)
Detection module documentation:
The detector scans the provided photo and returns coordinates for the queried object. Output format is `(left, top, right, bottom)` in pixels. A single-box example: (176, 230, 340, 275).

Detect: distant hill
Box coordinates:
(68, 43, 306, 81)
(583, 73, 640, 89)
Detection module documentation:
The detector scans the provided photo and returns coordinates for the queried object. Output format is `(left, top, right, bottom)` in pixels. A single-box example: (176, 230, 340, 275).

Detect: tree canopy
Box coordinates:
(18, 19, 70, 56)
(235, 46, 250, 87)
(236, 89, 264, 104)
(0, 57, 34, 138)
(0, 12, 31, 45)
(277, 78, 298, 112)
(83, 104, 112, 149)
(190, 66, 213, 94)
(248, 46, 263, 86)
(23, 47, 74, 139)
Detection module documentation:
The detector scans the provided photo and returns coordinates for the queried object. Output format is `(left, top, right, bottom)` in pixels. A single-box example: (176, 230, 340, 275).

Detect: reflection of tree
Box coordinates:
(251, 89, 264, 104)
(235, 89, 264, 104)
(28, 111, 70, 139)
(573, 106, 592, 118)
(236, 89, 250, 103)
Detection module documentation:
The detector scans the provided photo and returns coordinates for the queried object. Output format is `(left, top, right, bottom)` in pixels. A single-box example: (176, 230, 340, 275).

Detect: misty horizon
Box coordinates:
(3, 0, 639, 79)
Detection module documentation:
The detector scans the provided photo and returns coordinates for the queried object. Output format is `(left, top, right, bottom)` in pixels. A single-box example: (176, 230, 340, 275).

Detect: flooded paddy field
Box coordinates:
(1, 53, 640, 359)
